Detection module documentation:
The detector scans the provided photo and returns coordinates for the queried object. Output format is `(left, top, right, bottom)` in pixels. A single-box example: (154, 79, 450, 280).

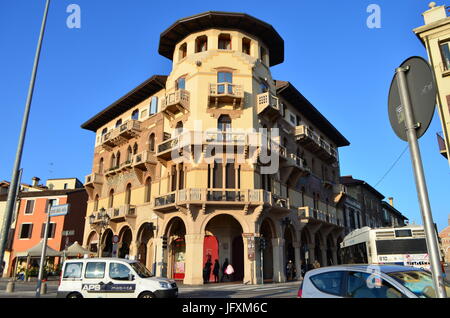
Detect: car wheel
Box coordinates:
(67, 292, 83, 299)
(139, 292, 156, 299)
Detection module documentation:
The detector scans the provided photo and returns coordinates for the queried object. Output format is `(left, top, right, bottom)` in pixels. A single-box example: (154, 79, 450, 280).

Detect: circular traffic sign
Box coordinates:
(112, 235, 119, 244)
(388, 56, 437, 141)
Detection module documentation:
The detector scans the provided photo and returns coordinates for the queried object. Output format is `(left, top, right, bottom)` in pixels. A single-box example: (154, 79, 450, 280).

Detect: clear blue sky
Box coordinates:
(1, 1, 449, 231)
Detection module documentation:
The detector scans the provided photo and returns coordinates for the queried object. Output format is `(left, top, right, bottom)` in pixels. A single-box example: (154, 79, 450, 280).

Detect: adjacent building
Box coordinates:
(381, 199, 409, 228)
(6, 178, 87, 277)
(439, 215, 450, 263)
(414, 3, 450, 164)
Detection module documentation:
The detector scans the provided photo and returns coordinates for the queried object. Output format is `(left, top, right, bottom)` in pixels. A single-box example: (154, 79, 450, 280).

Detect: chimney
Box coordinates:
(31, 177, 40, 187)
(422, 2, 448, 25)
(388, 197, 394, 207)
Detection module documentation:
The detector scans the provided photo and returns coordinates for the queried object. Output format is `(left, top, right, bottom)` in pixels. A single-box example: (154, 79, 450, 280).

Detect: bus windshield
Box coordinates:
(388, 270, 450, 298)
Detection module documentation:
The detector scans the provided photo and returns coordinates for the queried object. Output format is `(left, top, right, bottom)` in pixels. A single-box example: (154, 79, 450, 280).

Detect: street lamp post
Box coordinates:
(89, 208, 110, 258)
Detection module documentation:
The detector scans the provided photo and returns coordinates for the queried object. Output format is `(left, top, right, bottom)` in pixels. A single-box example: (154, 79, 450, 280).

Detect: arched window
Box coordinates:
(101, 128, 108, 136)
(145, 177, 152, 203)
(125, 184, 132, 205)
(175, 121, 183, 136)
(98, 158, 104, 174)
(218, 115, 231, 142)
(149, 133, 155, 152)
(115, 119, 122, 128)
(110, 153, 116, 169)
(132, 109, 139, 120)
(176, 77, 186, 90)
(108, 189, 114, 208)
(94, 194, 99, 212)
(127, 146, 133, 162)
(218, 34, 231, 50)
(133, 143, 138, 155)
(195, 35, 208, 53)
(116, 151, 121, 168)
(179, 42, 187, 60)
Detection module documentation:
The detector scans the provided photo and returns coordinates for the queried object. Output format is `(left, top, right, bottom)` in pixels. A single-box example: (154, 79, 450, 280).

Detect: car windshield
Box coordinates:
(388, 270, 450, 298)
(129, 262, 154, 278)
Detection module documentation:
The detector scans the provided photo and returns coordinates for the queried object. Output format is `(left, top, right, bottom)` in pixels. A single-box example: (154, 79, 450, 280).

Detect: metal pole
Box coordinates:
(0, 0, 51, 271)
(396, 67, 447, 298)
(36, 211, 51, 297)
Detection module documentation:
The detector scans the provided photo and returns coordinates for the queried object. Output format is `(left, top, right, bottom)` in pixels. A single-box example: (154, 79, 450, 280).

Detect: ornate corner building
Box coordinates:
(81, 11, 350, 285)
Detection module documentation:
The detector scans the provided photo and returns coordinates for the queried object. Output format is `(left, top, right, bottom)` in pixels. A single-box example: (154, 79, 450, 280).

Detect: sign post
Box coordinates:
(35, 204, 69, 297)
(388, 56, 447, 298)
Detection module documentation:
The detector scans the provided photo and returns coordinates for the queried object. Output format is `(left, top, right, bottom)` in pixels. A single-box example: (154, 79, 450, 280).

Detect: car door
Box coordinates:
(81, 261, 108, 298)
(344, 271, 407, 298)
(106, 262, 138, 298)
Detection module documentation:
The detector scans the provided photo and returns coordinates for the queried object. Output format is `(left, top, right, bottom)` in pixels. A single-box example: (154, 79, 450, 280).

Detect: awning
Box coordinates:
(16, 240, 62, 257)
(64, 241, 90, 257)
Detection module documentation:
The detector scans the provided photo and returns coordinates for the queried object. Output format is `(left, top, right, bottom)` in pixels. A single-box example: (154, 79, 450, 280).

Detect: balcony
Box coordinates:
(132, 151, 157, 170)
(109, 205, 137, 223)
(257, 92, 281, 118)
(298, 206, 343, 227)
(101, 120, 142, 150)
(437, 132, 448, 159)
(161, 89, 190, 120)
(153, 188, 289, 212)
(295, 125, 338, 163)
(119, 159, 133, 172)
(104, 165, 120, 177)
(208, 83, 244, 109)
(84, 173, 103, 188)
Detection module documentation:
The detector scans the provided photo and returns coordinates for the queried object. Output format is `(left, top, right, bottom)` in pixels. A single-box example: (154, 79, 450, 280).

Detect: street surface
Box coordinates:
(0, 280, 299, 298)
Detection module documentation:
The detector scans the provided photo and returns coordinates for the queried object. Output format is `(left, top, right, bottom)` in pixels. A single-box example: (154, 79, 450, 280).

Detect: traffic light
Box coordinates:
(161, 236, 168, 249)
(260, 237, 267, 250)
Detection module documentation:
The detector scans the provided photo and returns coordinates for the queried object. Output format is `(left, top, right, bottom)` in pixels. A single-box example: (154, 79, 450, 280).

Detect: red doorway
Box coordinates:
(203, 236, 219, 283)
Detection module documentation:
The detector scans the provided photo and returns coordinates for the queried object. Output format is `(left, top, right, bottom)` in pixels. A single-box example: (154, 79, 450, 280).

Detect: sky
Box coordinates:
(0, 0, 449, 231)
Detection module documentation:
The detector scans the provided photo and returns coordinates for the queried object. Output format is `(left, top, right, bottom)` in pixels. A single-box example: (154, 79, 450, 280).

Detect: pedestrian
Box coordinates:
(225, 263, 235, 282)
(213, 259, 220, 283)
(221, 258, 229, 282)
(313, 260, 321, 269)
(286, 260, 294, 281)
(204, 255, 212, 283)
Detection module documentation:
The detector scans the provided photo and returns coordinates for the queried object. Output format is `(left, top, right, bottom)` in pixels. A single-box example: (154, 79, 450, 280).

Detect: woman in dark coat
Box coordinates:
(213, 259, 220, 283)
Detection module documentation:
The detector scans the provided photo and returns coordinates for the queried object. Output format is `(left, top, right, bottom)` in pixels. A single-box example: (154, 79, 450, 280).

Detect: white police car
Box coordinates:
(57, 258, 178, 298)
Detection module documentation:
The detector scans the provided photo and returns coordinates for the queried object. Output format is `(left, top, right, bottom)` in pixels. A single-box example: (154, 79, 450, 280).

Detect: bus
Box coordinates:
(340, 226, 431, 270)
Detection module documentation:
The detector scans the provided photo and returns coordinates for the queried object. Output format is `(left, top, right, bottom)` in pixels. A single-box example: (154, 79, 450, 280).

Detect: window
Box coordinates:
(115, 119, 122, 128)
(125, 184, 132, 205)
(24, 200, 35, 214)
(260, 81, 269, 93)
(217, 72, 233, 94)
(140, 109, 148, 119)
(98, 158, 104, 174)
(108, 189, 114, 208)
(242, 38, 251, 55)
(176, 77, 186, 90)
(131, 109, 139, 121)
(46, 199, 58, 213)
(149, 133, 155, 152)
(145, 178, 152, 203)
(109, 263, 131, 281)
(133, 143, 138, 155)
(40, 223, 56, 239)
(127, 146, 133, 162)
(85, 262, 106, 279)
(94, 195, 99, 212)
(440, 41, 450, 71)
(346, 271, 404, 298)
(150, 96, 158, 114)
(19, 223, 33, 239)
(389, 270, 450, 298)
(171, 165, 177, 192)
(195, 35, 208, 53)
(63, 183, 68, 189)
(179, 42, 187, 60)
(63, 262, 83, 279)
(310, 271, 345, 296)
(101, 128, 107, 136)
(296, 115, 301, 126)
(218, 34, 231, 50)
(260, 46, 268, 64)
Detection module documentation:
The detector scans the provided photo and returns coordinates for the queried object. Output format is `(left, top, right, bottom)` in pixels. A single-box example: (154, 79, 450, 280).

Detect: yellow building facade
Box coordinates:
(414, 3, 450, 164)
(81, 12, 349, 285)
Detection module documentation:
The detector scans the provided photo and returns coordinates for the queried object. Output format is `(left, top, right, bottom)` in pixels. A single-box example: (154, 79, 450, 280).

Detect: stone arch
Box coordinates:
(283, 224, 296, 281)
(118, 225, 133, 258)
(164, 216, 187, 280)
(314, 231, 324, 266)
(200, 212, 250, 235)
(136, 222, 155, 271)
(259, 217, 277, 281)
(202, 214, 245, 283)
(101, 228, 114, 257)
(86, 231, 99, 255)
